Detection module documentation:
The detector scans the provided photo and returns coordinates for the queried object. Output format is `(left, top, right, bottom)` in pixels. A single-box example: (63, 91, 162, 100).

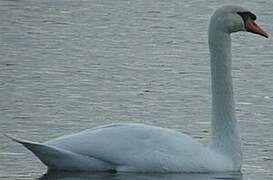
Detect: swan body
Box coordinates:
(11, 123, 233, 172)
(10, 5, 268, 173)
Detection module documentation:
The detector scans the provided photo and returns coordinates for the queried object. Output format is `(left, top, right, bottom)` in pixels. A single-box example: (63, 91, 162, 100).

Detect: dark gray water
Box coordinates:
(1, 0, 273, 179)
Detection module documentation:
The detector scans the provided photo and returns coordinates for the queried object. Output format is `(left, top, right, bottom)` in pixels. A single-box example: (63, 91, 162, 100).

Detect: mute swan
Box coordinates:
(10, 5, 268, 173)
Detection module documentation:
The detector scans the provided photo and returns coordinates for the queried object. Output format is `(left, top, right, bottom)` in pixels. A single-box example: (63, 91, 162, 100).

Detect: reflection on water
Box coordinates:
(40, 171, 243, 180)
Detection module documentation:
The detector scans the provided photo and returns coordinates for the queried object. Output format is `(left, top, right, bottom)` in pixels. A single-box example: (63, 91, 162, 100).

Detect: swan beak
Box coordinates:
(245, 18, 268, 38)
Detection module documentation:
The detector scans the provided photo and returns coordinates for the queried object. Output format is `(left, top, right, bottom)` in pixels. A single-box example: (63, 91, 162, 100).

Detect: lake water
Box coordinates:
(0, 0, 273, 179)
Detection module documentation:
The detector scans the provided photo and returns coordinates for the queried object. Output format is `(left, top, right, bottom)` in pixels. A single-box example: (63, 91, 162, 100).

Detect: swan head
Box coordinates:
(210, 5, 268, 38)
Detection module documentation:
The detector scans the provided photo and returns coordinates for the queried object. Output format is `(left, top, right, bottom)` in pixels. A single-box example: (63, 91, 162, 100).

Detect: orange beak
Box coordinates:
(245, 18, 268, 38)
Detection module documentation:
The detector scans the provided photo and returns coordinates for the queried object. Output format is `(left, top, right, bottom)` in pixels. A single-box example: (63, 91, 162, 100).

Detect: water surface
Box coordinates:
(1, 0, 273, 179)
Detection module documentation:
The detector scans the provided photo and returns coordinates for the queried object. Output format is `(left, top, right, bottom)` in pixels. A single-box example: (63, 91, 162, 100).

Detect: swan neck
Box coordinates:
(208, 25, 241, 168)
(209, 30, 234, 122)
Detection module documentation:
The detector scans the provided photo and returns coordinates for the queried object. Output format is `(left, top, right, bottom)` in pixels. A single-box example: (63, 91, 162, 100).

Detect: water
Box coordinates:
(0, 0, 273, 179)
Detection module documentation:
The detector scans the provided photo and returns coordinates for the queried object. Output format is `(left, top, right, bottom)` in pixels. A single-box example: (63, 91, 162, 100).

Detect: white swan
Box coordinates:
(10, 5, 268, 173)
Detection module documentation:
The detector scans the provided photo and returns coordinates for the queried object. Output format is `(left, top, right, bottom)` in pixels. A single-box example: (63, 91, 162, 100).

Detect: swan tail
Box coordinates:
(5, 134, 74, 169)
(6, 134, 114, 171)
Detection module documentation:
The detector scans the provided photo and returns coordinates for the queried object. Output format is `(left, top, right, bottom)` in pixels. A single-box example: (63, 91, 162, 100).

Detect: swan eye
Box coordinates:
(237, 11, 257, 21)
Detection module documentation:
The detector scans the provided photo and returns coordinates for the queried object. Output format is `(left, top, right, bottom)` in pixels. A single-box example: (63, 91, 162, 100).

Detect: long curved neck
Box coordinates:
(208, 24, 241, 168)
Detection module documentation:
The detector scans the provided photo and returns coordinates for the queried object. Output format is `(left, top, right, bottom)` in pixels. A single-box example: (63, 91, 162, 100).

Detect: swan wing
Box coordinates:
(45, 123, 211, 172)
